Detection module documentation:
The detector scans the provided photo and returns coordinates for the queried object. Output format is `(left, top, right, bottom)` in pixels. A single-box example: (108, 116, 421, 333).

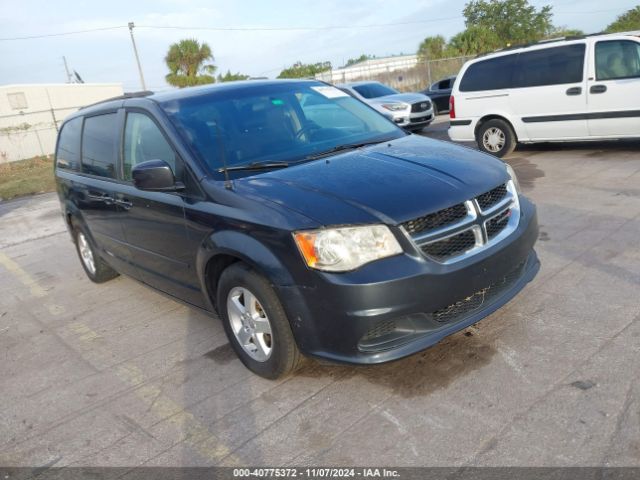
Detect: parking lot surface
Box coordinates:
(1, 116, 639, 468)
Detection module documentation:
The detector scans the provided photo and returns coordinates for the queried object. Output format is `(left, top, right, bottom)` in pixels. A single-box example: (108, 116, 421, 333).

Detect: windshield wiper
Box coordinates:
(303, 139, 387, 161)
(218, 161, 289, 173)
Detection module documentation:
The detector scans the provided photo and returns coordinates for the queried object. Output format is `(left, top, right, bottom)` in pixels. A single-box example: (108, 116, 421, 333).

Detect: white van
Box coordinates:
(448, 33, 640, 157)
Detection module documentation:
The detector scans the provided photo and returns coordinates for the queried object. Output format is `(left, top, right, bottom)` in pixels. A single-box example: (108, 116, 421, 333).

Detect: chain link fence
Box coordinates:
(0, 109, 66, 164)
(1, 84, 123, 164)
(315, 55, 474, 92)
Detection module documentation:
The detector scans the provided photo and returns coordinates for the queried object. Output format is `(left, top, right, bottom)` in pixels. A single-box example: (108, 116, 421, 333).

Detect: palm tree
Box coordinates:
(165, 39, 216, 88)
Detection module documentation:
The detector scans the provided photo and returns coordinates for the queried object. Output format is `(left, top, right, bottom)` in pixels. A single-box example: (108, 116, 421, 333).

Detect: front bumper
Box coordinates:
(278, 197, 539, 364)
(391, 109, 434, 128)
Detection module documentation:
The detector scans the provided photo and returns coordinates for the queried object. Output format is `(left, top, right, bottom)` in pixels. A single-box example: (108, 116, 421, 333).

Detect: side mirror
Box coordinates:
(132, 159, 181, 192)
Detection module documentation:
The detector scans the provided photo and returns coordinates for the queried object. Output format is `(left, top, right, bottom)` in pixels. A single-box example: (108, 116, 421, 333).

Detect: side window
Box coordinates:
(123, 112, 177, 181)
(513, 44, 585, 88)
(595, 40, 640, 81)
(81, 113, 118, 179)
(439, 79, 451, 90)
(56, 117, 82, 171)
(459, 54, 516, 92)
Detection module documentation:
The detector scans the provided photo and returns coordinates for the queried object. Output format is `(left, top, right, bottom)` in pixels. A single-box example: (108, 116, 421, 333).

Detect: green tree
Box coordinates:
(417, 35, 447, 60)
(217, 70, 250, 82)
(447, 26, 502, 56)
(277, 61, 332, 79)
(165, 39, 216, 88)
(463, 0, 553, 46)
(546, 26, 584, 39)
(344, 54, 374, 67)
(606, 6, 640, 33)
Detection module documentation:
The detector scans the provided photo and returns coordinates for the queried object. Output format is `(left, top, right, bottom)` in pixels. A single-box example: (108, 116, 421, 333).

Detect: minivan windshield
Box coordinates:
(352, 83, 399, 99)
(160, 82, 404, 177)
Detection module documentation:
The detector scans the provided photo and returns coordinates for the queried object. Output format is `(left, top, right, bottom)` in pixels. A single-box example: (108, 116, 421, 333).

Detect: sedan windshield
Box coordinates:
(159, 81, 404, 177)
(352, 83, 399, 99)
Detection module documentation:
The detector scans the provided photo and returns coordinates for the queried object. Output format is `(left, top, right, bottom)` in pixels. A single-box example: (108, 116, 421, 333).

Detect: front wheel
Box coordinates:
(217, 263, 304, 379)
(476, 119, 516, 158)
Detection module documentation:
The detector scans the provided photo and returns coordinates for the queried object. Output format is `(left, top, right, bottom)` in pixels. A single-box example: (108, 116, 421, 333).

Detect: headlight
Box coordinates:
(293, 225, 402, 272)
(506, 164, 521, 194)
(381, 103, 408, 111)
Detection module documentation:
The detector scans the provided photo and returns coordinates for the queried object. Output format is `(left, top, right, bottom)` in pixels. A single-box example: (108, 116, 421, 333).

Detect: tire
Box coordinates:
(74, 225, 119, 283)
(217, 263, 303, 379)
(476, 119, 516, 158)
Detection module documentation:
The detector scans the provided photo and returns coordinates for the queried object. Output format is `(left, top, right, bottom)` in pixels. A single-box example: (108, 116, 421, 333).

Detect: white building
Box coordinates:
(314, 54, 419, 84)
(0, 83, 123, 164)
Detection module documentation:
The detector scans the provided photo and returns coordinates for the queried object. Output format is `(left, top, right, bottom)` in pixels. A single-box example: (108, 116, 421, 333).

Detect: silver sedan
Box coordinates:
(337, 81, 434, 132)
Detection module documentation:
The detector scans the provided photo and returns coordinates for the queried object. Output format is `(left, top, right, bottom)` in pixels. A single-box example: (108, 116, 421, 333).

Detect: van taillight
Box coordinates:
(449, 95, 455, 119)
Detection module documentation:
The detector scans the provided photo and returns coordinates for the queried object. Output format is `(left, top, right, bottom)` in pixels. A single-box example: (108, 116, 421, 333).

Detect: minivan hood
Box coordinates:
(233, 135, 508, 227)
(369, 92, 430, 105)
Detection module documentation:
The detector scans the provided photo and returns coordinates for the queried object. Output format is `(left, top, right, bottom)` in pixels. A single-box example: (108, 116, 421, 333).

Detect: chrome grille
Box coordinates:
(477, 184, 507, 211)
(486, 209, 511, 239)
(401, 203, 467, 235)
(402, 181, 519, 264)
(411, 101, 432, 113)
(421, 229, 477, 261)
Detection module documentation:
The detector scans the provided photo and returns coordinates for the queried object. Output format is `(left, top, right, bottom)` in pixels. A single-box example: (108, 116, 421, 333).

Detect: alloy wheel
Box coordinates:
(77, 232, 96, 275)
(227, 287, 274, 362)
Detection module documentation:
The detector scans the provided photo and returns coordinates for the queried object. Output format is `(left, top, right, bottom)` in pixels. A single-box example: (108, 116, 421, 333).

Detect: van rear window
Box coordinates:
(459, 54, 516, 92)
(513, 44, 585, 88)
(56, 117, 82, 171)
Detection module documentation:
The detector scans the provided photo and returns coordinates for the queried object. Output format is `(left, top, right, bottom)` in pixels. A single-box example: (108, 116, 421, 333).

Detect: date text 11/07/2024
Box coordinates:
(233, 467, 401, 478)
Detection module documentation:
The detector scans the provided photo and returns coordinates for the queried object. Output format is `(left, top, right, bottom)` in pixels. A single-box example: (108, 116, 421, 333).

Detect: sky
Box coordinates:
(0, 0, 638, 91)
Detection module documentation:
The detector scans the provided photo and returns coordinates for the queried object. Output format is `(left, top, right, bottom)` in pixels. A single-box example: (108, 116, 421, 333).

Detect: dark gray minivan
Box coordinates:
(55, 80, 539, 379)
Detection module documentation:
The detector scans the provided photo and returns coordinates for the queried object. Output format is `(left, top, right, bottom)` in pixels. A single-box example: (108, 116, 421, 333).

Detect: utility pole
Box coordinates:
(128, 22, 147, 91)
(62, 56, 73, 83)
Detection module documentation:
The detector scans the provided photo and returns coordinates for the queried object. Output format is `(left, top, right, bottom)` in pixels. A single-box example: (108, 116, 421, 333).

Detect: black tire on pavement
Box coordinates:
(217, 263, 304, 379)
(475, 118, 517, 158)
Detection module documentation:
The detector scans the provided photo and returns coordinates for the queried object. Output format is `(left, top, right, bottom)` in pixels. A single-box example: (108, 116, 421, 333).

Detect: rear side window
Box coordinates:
(459, 54, 516, 92)
(513, 44, 585, 88)
(595, 40, 640, 81)
(81, 113, 118, 179)
(438, 78, 453, 90)
(56, 117, 82, 171)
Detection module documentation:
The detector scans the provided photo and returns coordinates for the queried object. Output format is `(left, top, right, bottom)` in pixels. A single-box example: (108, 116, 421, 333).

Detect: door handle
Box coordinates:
(87, 193, 115, 205)
(565, 87, 582, 96)
(114, 198, 133, 210)
(590, 85, 607, 94)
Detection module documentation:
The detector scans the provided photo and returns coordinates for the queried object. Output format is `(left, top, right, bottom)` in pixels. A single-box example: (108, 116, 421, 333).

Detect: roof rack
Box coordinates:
(79, 90, 154, 110)
(475, 31, 616, 58)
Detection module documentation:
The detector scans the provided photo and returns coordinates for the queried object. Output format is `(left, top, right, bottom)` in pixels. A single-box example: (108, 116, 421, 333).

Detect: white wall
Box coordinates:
(315, 55, 419, 83)
(0, 83, 123, 163)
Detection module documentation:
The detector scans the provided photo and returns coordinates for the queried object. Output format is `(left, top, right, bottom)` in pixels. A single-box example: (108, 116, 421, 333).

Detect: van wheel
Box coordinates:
(217, 263, 303, 379)
(74, 226, 119, 283)
(476, 119, 516, 158)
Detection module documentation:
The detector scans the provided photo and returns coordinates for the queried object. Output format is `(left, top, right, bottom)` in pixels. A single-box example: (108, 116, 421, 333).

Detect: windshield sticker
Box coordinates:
(311, 86, 349, 98)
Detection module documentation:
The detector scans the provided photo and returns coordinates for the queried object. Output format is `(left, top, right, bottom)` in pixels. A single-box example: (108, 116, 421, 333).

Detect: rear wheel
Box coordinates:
(217, 263, 303, 379)
(476, 119, 516, 158)
(74, 226, 119, 283)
